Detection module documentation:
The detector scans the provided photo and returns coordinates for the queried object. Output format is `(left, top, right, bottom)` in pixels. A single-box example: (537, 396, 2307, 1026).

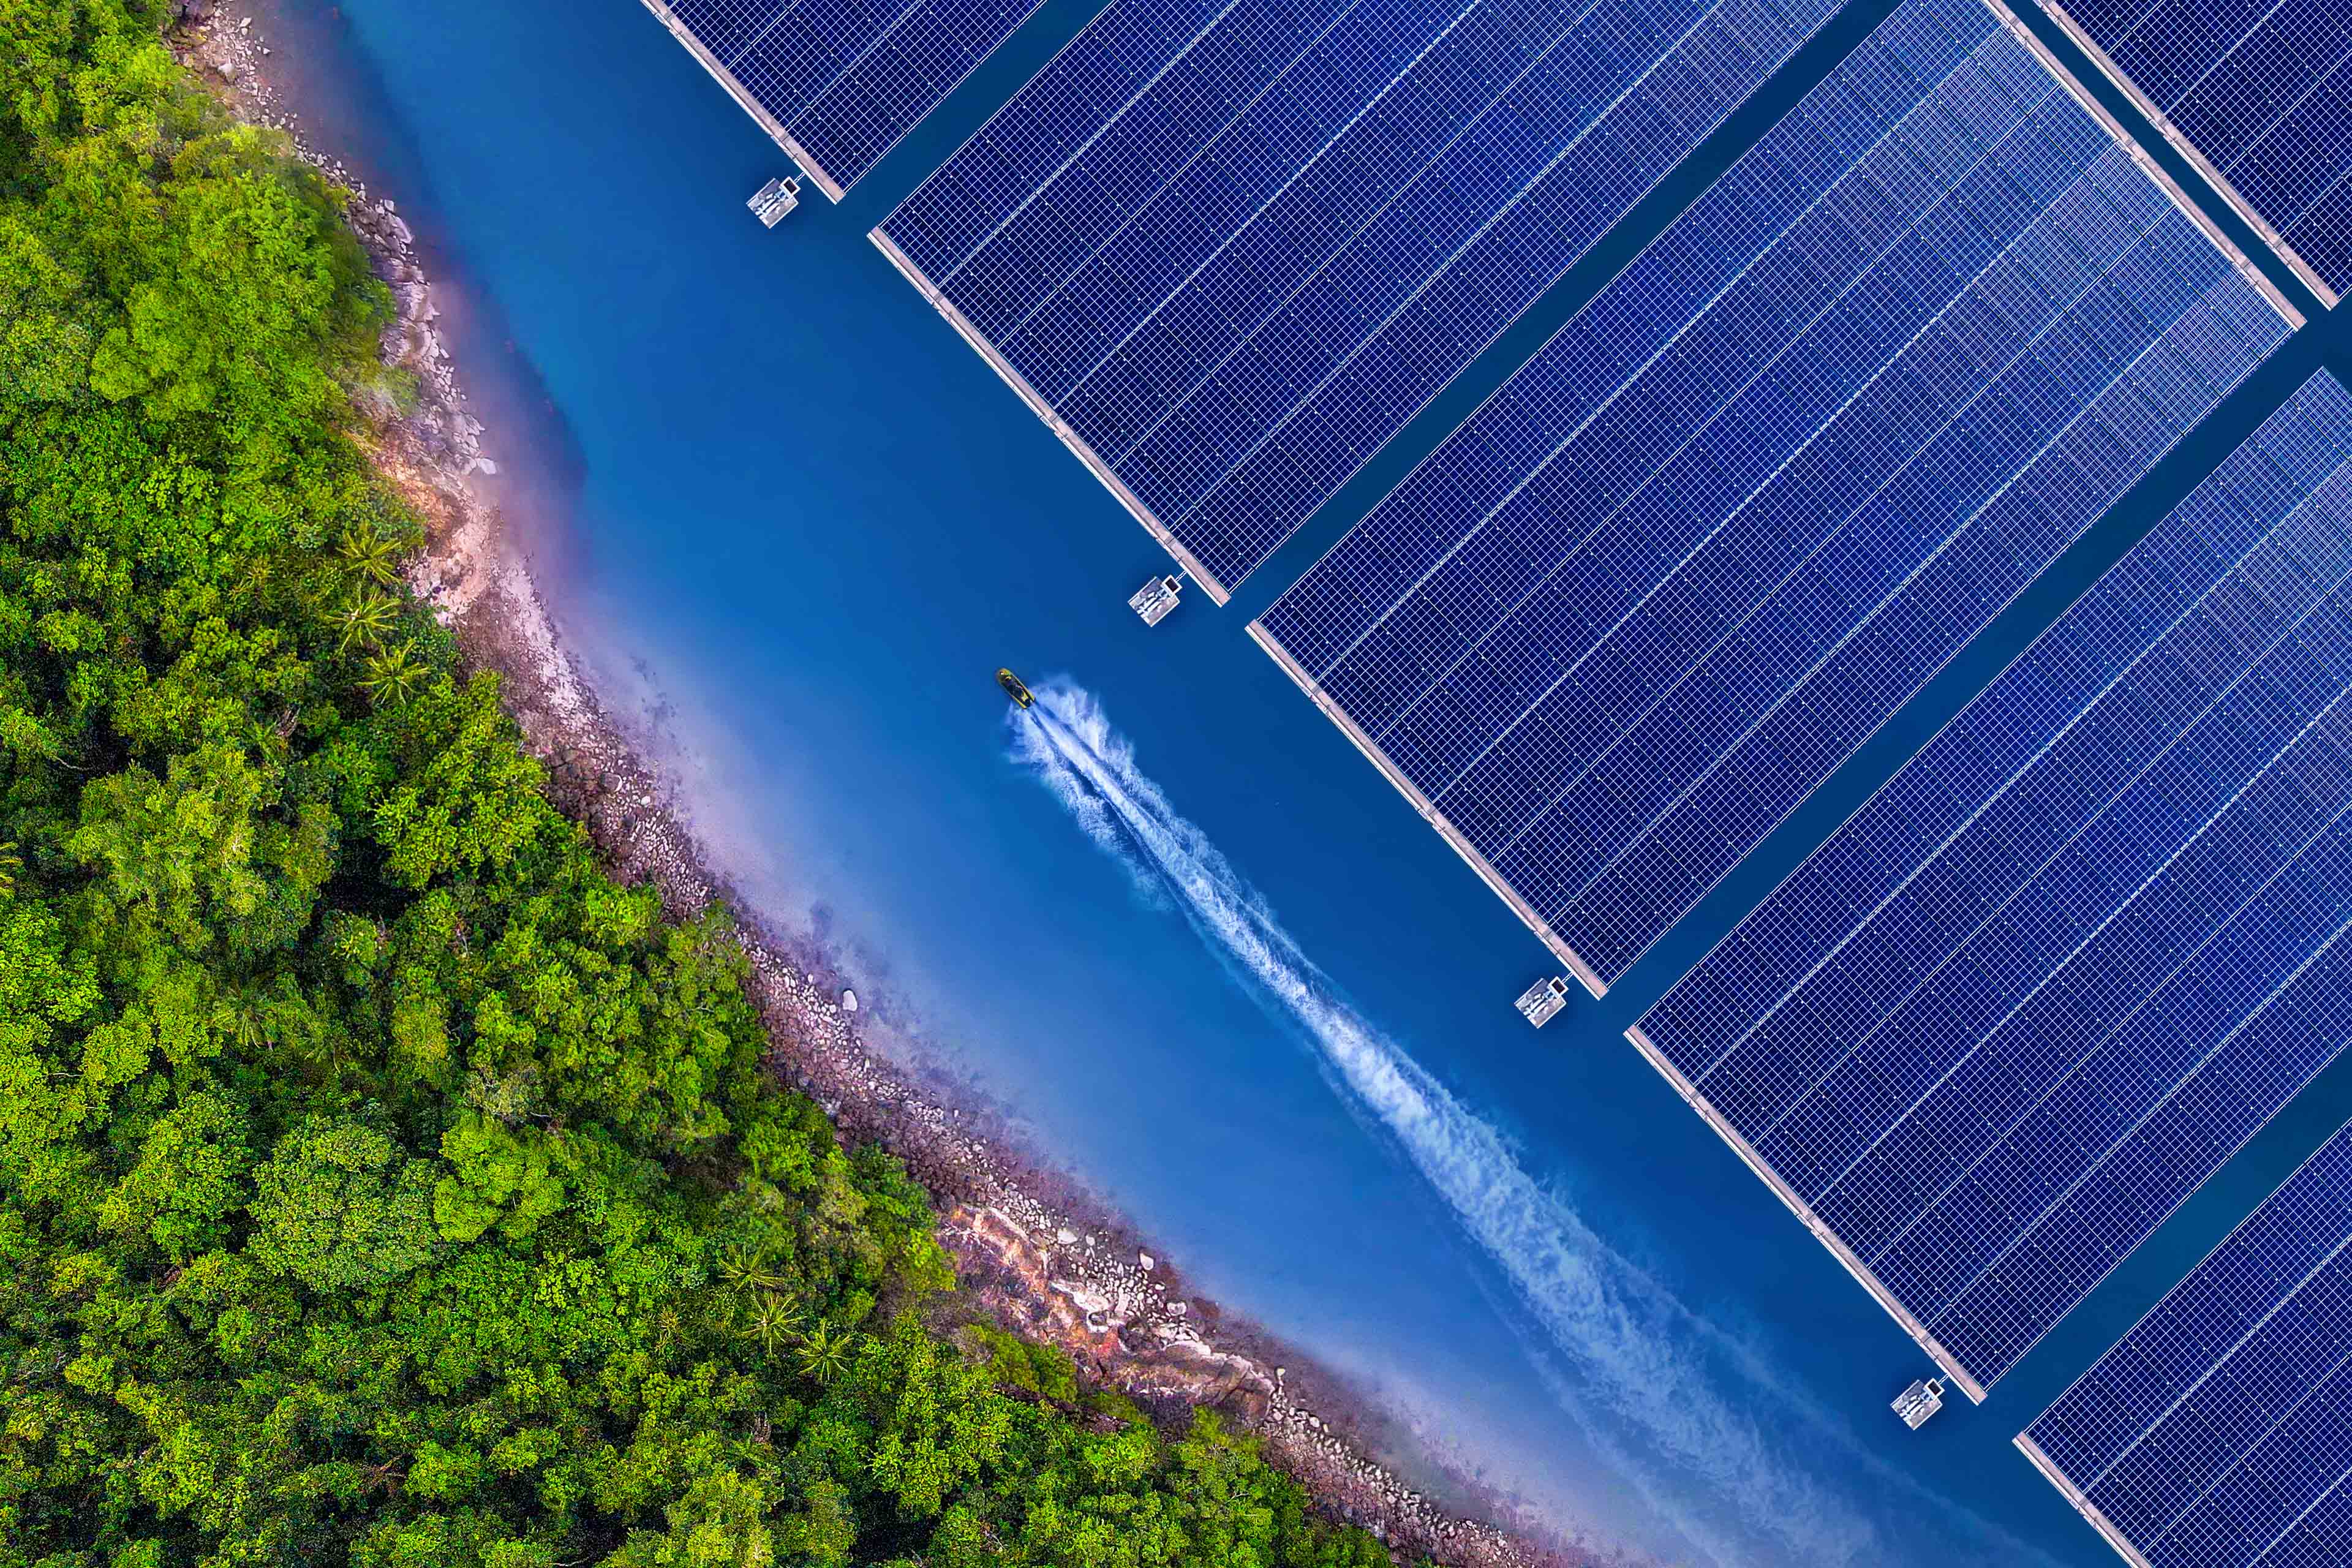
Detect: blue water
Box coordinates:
(279, 0, 2352, 1561)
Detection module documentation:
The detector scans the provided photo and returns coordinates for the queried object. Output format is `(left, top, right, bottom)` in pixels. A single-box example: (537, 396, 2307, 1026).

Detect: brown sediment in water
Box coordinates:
(170, 10, 1624, 1565)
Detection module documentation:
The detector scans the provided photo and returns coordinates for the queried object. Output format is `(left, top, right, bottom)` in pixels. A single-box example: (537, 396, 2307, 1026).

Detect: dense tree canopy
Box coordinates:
(0, 8, 1397, 1566)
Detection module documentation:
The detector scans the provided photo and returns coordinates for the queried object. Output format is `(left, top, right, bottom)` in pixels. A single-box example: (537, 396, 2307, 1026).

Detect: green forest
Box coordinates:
(0, 6, 1398, 1564)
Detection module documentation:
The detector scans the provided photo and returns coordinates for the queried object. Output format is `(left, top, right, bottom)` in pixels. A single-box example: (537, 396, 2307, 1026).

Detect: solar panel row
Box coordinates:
(1254, 0, 2295, 996)
(641, 0, 1046, 196)
(873, 0, 1845, 598)
(2037, 0, 2352, 304)
(2021, 1118, 2352, 1568)
(1635, 371, 2352, 1397)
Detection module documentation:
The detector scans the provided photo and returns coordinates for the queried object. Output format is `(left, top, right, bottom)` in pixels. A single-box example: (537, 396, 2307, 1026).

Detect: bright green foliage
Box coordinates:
(0, 10, 1404, 1568)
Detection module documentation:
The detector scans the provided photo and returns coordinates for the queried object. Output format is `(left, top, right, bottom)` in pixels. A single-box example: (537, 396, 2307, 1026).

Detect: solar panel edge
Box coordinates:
(1524, 251, 2285, 990)
(1248, 619, 1610, 994)
(2028, 0, 2338, 310)
(1622, 1021, 1994, 1400)
(869, 226, 1238, 603)
(637, 0, 853, 201)
(1992, 0, 2309, 325)
(2012, 1430, 2160, 1568)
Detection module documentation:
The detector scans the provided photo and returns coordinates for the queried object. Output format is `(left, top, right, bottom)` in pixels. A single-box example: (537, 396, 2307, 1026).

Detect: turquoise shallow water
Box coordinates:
(273, 0, 2352, 1561)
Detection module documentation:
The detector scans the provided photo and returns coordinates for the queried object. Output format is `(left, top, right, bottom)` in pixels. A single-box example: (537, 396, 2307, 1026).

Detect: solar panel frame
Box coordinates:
(640, 0, 1048, 197)
(1252, 0, 2299, 998)
(2032, 0, 2352, 305)
(2019, 1119, 2352, 1568)
(1627, 370, 2352, 1401)
(871, 0, 1851, 599)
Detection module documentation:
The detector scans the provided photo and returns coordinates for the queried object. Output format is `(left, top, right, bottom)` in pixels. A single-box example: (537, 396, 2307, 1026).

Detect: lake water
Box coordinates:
(273, 0, 2352, 1561)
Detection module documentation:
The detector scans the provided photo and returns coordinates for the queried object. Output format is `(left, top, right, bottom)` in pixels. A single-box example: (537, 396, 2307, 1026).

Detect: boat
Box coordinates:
(997, 668, 1034, 708)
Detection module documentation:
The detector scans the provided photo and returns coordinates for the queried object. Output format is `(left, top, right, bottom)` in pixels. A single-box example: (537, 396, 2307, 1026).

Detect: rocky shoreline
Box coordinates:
(173, 11, 1604, 1566)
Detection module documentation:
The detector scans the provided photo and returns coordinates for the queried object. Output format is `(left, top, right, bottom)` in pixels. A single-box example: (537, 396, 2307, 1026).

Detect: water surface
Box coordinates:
(270, 0, 2352, 1561)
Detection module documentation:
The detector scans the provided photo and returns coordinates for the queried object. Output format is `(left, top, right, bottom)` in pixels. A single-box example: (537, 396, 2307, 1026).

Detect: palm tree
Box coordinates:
(335, 590, 396, 654)
(795, 1319, 853, 1384)
(337, 523, 404, 589)
(215, 984, 278, 1052)
(744, 1294, 804, 1356)
(653, 1304, 685, 1349)
(361, 641, 425, 707)
(714, 1247, 789, 1296)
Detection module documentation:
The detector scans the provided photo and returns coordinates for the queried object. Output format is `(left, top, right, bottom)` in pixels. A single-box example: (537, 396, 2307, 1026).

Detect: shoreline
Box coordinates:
(171, 10, 1607, 1567)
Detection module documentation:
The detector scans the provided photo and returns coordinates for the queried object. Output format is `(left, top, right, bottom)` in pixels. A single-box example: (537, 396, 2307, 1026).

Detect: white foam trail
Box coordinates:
(1011, 680, 1875, 1566)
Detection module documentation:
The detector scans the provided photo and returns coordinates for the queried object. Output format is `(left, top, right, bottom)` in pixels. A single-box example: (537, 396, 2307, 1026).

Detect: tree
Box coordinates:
(340, 521, 405, 588)
(363, 640, 428, 706)
(0, 13, 1400, 1568)
(249, 1117, 439, 1292)
(339, 588, 398, 652)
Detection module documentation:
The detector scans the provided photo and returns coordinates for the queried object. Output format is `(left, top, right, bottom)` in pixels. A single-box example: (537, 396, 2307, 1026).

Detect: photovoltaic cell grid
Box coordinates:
(2020, 1121, 2352, 1568)
(639, 0, 1047, 197)
(2036, 0, 2352, 304)
(1253, 0, 2296, 996)
(871, 0, 1846, 599)
(1633, 371, 2352, 1400)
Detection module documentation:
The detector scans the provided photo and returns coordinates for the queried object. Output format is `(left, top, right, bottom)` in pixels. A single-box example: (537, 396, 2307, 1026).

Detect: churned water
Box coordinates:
(271, 0, 2352, 1560)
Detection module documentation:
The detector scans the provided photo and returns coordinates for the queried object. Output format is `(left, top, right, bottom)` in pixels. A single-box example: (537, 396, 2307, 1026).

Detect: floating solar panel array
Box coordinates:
(2020, 1120, 2352, 1568)
(872, 0, 1848, 600)
(1632, 371, 2352, 1399)
(2036, 0, 2352, 305)
(639, 0, 1047, 197)
(1254, 0, 2297, 995)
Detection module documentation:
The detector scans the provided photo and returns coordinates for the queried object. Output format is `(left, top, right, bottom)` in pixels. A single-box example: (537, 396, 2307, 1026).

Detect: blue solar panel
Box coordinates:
(873, 0, 1845, 598)
(641, 0, 1044, 196)
(2021, 1120, 2352, 1568)
(1632, 372, 2352, 1396)
(1254, 0, 2296, 995)
(2038, 0, 2352, 304)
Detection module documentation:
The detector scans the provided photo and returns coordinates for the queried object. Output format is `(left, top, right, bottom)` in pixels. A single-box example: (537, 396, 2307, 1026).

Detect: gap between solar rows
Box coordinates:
(2032, 0, 2352, 307)
(1253, 0, 2297, 1001)
(872, 0, 1855, 600)
(1634, 368, 2352, 1403)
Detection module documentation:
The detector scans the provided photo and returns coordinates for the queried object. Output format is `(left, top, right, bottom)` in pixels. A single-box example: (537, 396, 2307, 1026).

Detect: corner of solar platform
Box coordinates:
(2012, 1433, 2159, 1568)
(868, 226, 1235, 606)
(1624, 1022, 1992, 1405)
(633, 0, 849, 202)
(1246, 619, 1611, 1000)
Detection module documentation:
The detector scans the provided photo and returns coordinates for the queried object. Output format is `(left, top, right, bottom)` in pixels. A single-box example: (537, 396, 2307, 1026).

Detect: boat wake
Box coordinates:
(1009, 677, 2059, 1568)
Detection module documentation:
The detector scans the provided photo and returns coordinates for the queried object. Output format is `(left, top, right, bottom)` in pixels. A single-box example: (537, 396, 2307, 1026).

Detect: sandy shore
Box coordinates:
(171, 11, 1616, 1565)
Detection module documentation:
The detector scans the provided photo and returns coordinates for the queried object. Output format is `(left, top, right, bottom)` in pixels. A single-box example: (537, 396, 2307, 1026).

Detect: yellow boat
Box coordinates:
(997, 668, 1034, 709)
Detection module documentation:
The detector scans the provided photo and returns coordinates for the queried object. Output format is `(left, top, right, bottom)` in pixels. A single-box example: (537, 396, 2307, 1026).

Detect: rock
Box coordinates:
(1055, 1227, 1077, 1245)
(1050, 1280, 1112, 1316)
(1168, 1301, 1187, 1315)
(840, 989, 858, 1012)
(1138, 1251, 1155, 1271)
